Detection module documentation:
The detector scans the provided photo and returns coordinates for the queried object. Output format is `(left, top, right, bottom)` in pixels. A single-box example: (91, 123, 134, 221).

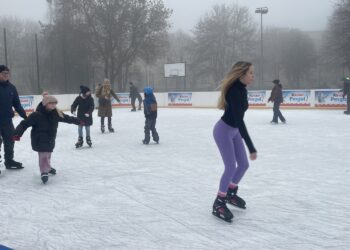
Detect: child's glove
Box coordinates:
(84, 113, 90, 117)
(12, 135, 21, 141)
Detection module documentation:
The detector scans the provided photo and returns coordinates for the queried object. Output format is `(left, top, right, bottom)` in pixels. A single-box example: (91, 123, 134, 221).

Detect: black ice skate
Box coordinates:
(108, 126, 115, 133)
(101, 125, 105, 133)
(142, 139, 149, 145)
(212, 195, 233, 223)
(86, 136, 92, 147)
(5, 159, 24, 170)
(41, 173, 49, 184)
(49, 167, 56, 175)
(227, 186, 246, 209)
(75, 136, 83, 148)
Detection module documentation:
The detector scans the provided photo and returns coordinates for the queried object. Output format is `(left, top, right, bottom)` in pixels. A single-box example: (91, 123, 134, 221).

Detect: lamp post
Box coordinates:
(255, 7, 268, 89)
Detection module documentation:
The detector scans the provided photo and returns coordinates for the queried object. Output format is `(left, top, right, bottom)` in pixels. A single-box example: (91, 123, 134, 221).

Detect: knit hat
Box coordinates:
(42, 95, 58, 106)
(143, 87, 153, 95)
(0, 65, 9, 73)
(272, 79, 280, 84)
(80, 85, 90, 95)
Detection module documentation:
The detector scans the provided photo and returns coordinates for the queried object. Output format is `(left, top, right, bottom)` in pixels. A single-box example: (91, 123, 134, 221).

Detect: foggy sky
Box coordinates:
(0, 0, 336, 32)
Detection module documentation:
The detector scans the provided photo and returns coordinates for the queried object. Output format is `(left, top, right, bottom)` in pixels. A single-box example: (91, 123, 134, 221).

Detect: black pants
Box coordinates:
(272, 101, 286, 123)
(131, 94, 142, 110)
(347, 95, 350, 112)
(144, 117, 159, 142)
(101, 117, 112, 127)
(0, 122, 15, 162)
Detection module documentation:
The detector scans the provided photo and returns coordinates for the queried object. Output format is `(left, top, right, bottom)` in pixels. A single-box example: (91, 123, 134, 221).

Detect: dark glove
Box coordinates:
(12, 135, 21, 141)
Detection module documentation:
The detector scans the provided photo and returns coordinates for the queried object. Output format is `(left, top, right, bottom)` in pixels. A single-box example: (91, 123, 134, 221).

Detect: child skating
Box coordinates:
(142, 87, 159, 144)
(71, 85, 95, 148)
(13, 95, 83, 184)
(212, 61, 257, 222)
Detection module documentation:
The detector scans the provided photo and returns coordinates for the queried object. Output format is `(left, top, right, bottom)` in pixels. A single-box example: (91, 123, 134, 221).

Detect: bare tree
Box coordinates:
(191, 4, 257, 87)
(71, 0, 171, 91)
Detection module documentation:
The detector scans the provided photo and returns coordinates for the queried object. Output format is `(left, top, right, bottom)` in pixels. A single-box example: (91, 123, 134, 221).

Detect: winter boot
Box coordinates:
(41, 173, 49, 184)
(101, 125, 105, 133)
(212, 195, 233, 223)
(142, 139, 149, 145)
(108, 125, 114, 133)
(131, 108, 136, 112)
(227, 186, 246, 209)
(5, 159, 24, 169)
(86, 136, 92, 147)
(49, 167, 56, 175)
(75, 136, 83, 148)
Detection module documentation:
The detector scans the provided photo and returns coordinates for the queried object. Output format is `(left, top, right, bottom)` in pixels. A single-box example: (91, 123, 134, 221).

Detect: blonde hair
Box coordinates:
(101, 79, 111, 96)
(217, 61, 252, 110)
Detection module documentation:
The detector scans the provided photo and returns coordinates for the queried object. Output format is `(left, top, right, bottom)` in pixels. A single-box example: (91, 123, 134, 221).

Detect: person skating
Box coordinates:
(268, 79, 286, 124)
(342, 77, 350, 115)
(71, 85, 95, 148)
(12, 95, 83, 184)
(212, 61, 257, 222)
(95, 79, 121, 133)
(129, 82, 143, 111)
(0, 65, 27, 170)
(142, 87, 159, 144)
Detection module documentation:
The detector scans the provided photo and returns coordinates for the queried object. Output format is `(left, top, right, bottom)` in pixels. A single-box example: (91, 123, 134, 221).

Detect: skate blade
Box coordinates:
(212, 212, 233, 223)
(228, 203, 246, 209)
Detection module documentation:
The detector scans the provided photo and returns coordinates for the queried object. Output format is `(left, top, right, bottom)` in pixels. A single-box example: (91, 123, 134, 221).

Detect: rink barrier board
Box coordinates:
(15, 89, 348, 115)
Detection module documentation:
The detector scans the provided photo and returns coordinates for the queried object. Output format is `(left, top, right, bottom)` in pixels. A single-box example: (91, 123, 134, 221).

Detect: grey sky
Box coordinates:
(0, 0, 336, 32)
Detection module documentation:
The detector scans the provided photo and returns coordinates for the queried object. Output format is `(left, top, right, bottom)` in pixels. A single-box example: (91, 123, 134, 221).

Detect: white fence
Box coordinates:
(20, 89, 347, 113)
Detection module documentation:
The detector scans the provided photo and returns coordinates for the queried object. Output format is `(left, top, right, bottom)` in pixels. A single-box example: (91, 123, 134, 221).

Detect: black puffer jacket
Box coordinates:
(14, 104, 80, 152)
(0, 80, 27, 126)
(71, 95, 95, 126)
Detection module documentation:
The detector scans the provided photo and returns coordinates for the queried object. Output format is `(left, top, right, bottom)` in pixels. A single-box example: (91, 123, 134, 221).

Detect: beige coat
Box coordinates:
(95, 85, 120, 117)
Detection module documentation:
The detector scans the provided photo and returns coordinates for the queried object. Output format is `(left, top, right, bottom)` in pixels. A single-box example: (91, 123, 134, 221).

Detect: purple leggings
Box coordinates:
(213, 119, 249, 193)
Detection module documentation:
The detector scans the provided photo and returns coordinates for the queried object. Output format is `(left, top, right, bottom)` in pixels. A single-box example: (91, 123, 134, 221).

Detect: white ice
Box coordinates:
(0, 108, 349, 250)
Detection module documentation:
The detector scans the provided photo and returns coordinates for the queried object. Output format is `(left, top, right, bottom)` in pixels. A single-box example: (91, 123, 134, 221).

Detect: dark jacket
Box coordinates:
(0, 80, 27, 126)
(71, 95, 95, 126)
(343, 81, 350, 97)
(14, 103, 80, 152)
(143, 93, 157, 119)
(130, 85, 141, 98)
(221, 80, 256, 154)
(268, 83, 283, 103)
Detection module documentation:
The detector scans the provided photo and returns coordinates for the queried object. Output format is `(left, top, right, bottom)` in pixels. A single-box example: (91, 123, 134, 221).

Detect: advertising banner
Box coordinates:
(315, 90, 347, 107)
(281, 90, 311, 107)
(111, 93, 130, 107)
(168, 92, 192, 106)
(19, 95, 34, 112)
(248, 91, 266, 106)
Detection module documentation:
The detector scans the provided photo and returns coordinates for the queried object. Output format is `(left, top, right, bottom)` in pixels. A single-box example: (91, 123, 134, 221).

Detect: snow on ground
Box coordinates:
(0, 108, 349, 250)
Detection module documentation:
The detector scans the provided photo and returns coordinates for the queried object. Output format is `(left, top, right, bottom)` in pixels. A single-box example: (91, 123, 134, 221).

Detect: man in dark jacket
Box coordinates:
(129, 82, 142, 111)
(342, 77, 350, 115)
(0, 65, 27, 170)
(268, 79, 286, 124)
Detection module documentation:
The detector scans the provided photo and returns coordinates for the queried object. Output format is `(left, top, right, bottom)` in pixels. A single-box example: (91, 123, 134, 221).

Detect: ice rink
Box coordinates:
(0, 108, 349, 250)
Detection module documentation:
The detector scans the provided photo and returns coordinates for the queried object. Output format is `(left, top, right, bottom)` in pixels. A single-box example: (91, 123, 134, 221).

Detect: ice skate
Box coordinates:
(49, 167, 56, 175)
(86, 136, 92, 147)
(212, 195, 233, 223)
(75, 136, 83, 148)
(41, 173, 49, 184)
(227, 186, 246, 209)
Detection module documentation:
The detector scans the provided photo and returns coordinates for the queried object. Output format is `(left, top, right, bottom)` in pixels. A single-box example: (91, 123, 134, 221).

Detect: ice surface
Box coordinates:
(0, 108, 349, 250)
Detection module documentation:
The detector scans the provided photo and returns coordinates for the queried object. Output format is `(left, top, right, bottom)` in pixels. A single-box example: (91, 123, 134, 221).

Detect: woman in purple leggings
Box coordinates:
(212, 61, 257, 222)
